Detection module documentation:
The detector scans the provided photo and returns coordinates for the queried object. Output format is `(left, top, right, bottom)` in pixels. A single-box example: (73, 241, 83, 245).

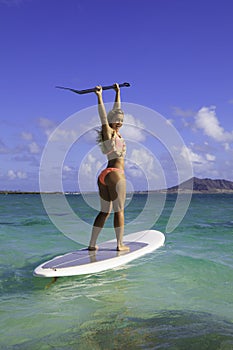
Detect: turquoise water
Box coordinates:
(0, 193, 233, 349)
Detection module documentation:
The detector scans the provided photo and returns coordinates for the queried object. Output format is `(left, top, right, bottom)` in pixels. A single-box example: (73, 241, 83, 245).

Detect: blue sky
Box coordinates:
(1, 0, 233, 191)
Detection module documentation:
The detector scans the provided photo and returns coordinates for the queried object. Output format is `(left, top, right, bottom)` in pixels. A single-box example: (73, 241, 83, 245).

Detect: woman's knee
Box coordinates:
(98, 211, 111, 222)
(112, 191, 125, 212)
(113, 198, 125, 212)
(114, 209, 124, 217)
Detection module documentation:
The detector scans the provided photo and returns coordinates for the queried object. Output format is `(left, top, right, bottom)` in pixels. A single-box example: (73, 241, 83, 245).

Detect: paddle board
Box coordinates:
(33, 230, 165, 277)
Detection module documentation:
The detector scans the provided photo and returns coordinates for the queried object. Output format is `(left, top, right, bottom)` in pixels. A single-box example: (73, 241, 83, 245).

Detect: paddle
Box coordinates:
(56, 82, 130, 95)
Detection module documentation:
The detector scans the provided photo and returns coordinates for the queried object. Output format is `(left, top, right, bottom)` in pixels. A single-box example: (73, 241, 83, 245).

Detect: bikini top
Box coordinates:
(99, 131, 126, 158)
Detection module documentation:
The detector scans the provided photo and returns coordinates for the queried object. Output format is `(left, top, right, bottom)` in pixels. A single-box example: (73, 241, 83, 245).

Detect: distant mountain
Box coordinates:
(167, 177, 233, 193)
(1, 177, 233, 194)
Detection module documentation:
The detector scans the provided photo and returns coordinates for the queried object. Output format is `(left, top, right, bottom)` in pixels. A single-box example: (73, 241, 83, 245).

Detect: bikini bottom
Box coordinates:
(98, 168, 124, 186)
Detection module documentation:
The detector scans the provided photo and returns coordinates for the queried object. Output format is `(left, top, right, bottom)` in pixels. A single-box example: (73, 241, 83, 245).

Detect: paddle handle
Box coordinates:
(56, 82, 130, 95)
(74, 82, 130, 94)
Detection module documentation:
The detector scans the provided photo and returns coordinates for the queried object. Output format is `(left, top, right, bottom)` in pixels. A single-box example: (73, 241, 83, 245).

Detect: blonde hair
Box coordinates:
(107, 108, 124, 124)
(96, 108, 124, 145)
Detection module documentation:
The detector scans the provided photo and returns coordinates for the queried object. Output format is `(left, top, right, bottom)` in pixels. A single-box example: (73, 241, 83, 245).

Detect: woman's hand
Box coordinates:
(113, 83, 120, 92)
(113, 83, 121, 109)
(95, 85, 107, 126)
(95, 85, 102, 96)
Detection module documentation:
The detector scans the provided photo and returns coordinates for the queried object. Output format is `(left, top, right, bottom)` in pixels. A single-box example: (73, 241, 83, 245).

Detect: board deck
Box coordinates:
(33, 230, 165, 277)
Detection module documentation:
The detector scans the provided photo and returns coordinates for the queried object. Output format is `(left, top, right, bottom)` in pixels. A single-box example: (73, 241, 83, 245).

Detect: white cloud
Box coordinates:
(223, 143, 230, 151)
(62, 165, 75, 181)
(21, 132, 33, 141)
(195, 106, 233, 142)
(180, 145, 219, 179)
(49, 129, 78, 142)
(7, 170, 27, 180)
(130, 148, 154, 172)
(63, 165, 72, 172)
(182, 146, 216, 165)
(121, 114, 146, 142)
(29, 142, 40, 154)
(17, 171, 27, 179)
(172, 106, 195, 118)
(181, 146, 203, 164)
(78, 152, 103, 191)
(0, 140, 8, 154)
(39, 117, 55, 129)
(206, 153, 216, 161)
(7, 170, 16, 180)
(38, 117, 57, 138)
(87, 153, 96, 163)
(126, 148, 159, 184)
(39, 117, 79, 142)
(125, 147, 169, 190)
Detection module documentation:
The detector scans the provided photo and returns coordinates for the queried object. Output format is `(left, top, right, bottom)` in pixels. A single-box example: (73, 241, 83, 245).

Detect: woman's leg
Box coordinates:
(88, 180, 112, 250)
(105, 171, 129, 251)
(114, 210, 128, 251)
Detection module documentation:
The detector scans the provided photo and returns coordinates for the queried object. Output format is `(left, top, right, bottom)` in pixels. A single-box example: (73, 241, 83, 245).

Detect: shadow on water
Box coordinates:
(4, 310, 233, 350)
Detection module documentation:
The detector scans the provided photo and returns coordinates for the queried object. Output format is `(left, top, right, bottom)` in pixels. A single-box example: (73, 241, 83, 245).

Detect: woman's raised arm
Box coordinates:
(95, 86, 108, 127)
(113, 83, 121, 110)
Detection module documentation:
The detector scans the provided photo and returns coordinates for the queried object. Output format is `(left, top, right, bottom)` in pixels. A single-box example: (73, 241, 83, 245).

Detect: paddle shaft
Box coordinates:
(56, 82, 130, 95)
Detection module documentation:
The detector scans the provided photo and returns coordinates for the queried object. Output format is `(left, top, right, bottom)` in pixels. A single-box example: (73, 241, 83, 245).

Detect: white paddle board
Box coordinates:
(33, 230, 165, 277)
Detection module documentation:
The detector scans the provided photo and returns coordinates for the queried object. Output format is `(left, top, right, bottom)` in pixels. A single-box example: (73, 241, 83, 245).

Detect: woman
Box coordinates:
(88, 83, 129, 251)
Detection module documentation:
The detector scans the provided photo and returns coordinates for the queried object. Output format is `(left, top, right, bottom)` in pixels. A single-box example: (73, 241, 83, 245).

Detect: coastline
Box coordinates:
(2, 176, 233, 195)
(1, 190, 233, 195)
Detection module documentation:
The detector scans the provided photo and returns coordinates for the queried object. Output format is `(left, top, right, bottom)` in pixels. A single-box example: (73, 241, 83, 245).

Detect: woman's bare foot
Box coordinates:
(117, 245, 130, 252)
(88, 245, 99, 251)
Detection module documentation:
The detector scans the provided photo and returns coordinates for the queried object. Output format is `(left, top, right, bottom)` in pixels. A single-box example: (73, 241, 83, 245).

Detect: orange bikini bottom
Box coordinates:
(98, 168, 124, 186)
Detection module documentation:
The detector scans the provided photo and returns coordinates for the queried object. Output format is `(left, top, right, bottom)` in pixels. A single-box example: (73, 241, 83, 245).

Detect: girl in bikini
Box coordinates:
(88, 83, 129, 252)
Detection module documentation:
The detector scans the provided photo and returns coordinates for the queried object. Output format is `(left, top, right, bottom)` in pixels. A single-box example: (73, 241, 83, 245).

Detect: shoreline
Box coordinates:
(1, 190, 233, 195)
(2, 177, 233, 195)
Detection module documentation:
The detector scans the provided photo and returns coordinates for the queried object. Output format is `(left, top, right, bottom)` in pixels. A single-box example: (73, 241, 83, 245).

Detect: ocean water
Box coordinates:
(0, 193, 233, 350)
